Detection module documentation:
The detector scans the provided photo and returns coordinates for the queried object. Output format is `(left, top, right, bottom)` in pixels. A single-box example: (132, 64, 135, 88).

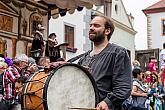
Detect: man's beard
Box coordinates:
(89, 32, 105, 42)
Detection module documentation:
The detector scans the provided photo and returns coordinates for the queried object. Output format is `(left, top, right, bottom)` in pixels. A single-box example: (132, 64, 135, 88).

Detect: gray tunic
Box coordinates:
(78, 43, 132, 110)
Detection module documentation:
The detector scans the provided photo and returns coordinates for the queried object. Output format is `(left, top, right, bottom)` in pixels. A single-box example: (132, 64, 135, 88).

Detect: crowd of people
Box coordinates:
(123, 43, 165, 110)
(1, 15, 164, 110)
(0, 54, 67, 110)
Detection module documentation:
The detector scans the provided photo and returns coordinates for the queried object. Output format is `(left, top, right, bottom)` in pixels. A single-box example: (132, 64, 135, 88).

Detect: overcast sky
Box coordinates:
(122, 0, 159, 50)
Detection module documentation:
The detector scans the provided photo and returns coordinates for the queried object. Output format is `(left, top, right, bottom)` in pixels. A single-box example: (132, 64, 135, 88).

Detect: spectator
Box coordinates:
(131, 68, 148, 110)
(160, 43, 165, 71)
(148, 72, 162, 110)
(0, 54, 27, 110)
(38, 57, 66, 72)
(132, 60, 140, 70)
(145, 71, 152, 85)
(27, 57, 38, 73)
(38, 57, 51, 72)
(148, 56, 158, 72)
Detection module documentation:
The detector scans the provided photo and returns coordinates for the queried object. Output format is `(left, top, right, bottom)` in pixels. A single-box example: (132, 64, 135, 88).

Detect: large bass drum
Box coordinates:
(21, 64, 99, 110)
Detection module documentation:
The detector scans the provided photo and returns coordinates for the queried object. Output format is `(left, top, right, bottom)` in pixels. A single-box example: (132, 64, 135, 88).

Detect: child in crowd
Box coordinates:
(148, 56, 158, 72)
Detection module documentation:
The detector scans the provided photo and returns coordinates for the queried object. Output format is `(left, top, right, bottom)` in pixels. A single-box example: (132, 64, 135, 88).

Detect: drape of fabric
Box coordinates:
(43, 0, 105, 9)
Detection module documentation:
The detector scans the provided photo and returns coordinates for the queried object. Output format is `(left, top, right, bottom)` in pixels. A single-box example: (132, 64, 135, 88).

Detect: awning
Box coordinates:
(42, 0, 104, 9)
(35, 0, 105, 19)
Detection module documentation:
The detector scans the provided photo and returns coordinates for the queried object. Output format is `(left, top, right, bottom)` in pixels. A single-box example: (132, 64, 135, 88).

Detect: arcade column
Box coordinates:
(11, 38, 17, 58)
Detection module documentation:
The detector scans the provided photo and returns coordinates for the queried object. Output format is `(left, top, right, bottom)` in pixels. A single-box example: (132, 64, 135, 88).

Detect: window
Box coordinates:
(115, 4, 118, 14)
(65, 24, 77, 52)
(65, 25, 74, 47)
(162, 19, 165, 36)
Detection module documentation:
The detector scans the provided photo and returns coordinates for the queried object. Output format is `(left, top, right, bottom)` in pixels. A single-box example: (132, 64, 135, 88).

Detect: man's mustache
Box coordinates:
(89, 30, 96, 34)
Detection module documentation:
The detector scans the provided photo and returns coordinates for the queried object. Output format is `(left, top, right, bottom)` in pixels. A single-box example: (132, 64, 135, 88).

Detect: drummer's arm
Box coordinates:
(102, 49, 132, 109)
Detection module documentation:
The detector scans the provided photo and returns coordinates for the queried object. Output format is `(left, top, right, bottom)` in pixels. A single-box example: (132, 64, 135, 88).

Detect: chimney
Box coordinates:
(128, 13, 134, 27)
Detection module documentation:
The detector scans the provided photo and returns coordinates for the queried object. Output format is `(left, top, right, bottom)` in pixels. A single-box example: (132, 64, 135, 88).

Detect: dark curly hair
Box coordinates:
(92, 15, 115, 41)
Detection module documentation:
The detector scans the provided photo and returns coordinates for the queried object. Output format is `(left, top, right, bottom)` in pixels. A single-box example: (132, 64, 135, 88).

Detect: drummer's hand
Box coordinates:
(51, 61, 67, 68)
(96, 101, 109, 110)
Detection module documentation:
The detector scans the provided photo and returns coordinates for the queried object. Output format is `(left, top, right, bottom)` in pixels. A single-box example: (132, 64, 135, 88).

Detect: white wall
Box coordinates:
(149, 12, 165, 49)
(111, 27, 135, 61)
(110, 0, 136, 61)
(49, 8, 91, 60)
(111, 0, 132, 28)
(49, 1, 136, 61)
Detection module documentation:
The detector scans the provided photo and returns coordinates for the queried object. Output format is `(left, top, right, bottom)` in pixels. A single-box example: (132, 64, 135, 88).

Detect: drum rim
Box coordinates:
(43, 63, 99, 110)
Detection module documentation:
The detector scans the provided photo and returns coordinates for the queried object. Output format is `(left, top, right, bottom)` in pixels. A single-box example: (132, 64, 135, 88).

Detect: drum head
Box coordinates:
(44, 64, 99, 110)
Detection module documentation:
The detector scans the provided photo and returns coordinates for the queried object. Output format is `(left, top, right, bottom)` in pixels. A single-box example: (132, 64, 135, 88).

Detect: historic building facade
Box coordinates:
(49, 0, 136, 61)
(0, 0, 48, 58)
(143, 0, 165, 49)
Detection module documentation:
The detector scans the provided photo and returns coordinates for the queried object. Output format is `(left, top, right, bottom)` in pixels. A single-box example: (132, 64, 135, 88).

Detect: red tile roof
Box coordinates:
(146, 0, 165, 10)
(143, 0, 165, 14)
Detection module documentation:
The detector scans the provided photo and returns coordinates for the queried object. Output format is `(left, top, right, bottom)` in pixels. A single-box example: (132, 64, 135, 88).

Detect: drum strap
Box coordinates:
(67, 52, 88, 63)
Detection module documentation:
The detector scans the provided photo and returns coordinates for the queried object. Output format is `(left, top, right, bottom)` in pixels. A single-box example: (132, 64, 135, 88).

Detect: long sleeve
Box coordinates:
(104, 49, 132, 109)
(78, 44, 132, 110)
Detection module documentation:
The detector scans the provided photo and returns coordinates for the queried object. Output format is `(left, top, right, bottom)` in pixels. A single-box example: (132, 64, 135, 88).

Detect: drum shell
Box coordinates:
(21, 71, 48, 110)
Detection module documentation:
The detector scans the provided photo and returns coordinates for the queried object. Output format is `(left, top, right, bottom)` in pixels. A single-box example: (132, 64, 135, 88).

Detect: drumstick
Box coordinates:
(68, 107, 97, 110)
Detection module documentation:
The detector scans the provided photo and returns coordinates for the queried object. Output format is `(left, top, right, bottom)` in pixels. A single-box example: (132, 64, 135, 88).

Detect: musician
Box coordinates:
(38, 57, 51, 72)
(45, 33, 64, 62)
(78, 15, 132, 110)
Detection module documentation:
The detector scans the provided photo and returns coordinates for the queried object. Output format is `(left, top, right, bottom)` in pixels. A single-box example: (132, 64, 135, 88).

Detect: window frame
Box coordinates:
(161, 18, 165, 36)
(64, 23, 77, 53)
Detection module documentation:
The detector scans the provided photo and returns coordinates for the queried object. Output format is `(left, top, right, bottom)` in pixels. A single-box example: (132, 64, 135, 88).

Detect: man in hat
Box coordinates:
(31, 24, 45, 63)
(45, 33, 65, 62)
